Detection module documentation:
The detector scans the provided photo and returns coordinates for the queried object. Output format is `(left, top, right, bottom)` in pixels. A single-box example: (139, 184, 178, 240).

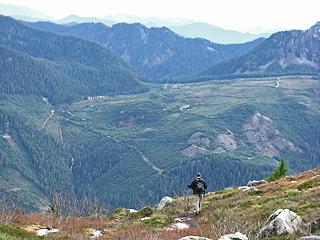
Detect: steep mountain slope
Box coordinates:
(201, 23, 320, 79)
(0, 15, 146, 104)
(24, 20, 265, 80)
(169, 22, 270, 44)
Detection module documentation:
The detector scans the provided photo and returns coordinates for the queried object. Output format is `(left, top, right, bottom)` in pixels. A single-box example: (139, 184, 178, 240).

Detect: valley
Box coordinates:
(1, 75, 319, 210)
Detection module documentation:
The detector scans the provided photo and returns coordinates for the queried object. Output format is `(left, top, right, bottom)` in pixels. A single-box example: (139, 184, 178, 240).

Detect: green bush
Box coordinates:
(141, 215, 174, 228)
(297, 180, 320, 191)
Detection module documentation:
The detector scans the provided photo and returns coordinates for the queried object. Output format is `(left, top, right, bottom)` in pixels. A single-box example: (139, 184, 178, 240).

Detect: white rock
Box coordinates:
(179, 236, 212, 240)
(139, 217, 151, 221)
(36, 228, 59, 236)
(170, 222, 190, 230)
(91, 229, 103, 239)
(247, 180, 267, 187)
(238, 186, 259, 192)
(128, 209, 138, 213)
(258, 209, 304, 238)
(300, 236, 320, 240)
(219, 232, 248, 240)
(157, 196, 174, 210)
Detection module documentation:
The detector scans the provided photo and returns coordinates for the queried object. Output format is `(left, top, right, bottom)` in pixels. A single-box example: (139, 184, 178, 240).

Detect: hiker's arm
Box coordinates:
(204, 181, 207, 189)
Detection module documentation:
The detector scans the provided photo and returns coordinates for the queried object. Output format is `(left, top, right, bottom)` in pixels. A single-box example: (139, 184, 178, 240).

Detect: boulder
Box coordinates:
(299, 236, 320, 240)
(36, 227, 59, 236)
(170, 222, 190, 230)
(157, 196, 174, 210)
(247, 180, 267, 187)
(257, 209, 304, 238)
(218, 232, 248, 240)
(128, 209, 138, 213)
(179, 237, 212, 240)
(299, 237, 320, 240)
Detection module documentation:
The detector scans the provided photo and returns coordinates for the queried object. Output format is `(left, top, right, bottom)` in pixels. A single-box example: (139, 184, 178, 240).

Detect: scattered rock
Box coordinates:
(219, 232, 248, 240)
(299, 236, 320, 240)
(257, 209, 304, 238)
(36, 227, 59, 236)
(158, 196, 174, 210)
(247, 180, 267, 187)
(179, 236, 212, 240)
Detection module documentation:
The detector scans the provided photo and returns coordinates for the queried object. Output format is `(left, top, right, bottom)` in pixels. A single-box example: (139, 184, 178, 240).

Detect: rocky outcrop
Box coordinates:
(257, 209, 304, 238)
(157, 196, 174, 210)
(182, 130, 237, 157)
(244, 113, 301, 158)
(218, 232, 248, 240)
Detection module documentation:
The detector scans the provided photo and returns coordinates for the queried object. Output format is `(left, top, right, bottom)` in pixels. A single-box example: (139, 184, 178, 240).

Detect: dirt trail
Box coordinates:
(41, 110, 55, 129)
(133, 146, 164, 175)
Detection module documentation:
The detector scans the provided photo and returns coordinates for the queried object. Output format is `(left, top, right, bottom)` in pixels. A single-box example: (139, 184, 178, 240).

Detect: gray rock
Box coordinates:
(219, 232, 248, 240)
(179, 237, 212, 240)
(257, 209, 304, 238)
(299, 236, 320, 240)
(238, 186, 259, 193)
(309, 219, 320, 233)
(247, 180, 267, 187)
(157, 196, 174, 210)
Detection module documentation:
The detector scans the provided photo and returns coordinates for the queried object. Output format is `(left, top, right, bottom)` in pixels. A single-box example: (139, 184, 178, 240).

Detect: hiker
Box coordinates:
(188, 173, 207, 213)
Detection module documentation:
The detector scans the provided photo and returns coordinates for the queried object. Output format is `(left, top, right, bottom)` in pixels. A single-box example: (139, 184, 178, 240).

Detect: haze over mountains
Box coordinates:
(0, 3, 272, 44)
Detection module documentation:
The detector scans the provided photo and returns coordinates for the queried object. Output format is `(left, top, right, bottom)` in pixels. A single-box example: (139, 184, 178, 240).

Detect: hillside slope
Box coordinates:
(24, 20, 265, 80)
(0, 15, 146, 104)
(0, 168, 319, 239)
(201, 23, 320, 79)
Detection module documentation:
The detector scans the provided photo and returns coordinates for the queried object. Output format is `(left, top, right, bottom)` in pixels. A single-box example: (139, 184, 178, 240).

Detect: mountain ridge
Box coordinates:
(200, 22, 320, 79)
(23, 19, 265, 80)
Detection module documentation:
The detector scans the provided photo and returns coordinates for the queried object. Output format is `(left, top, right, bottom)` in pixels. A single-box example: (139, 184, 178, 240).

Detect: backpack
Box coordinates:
(196, 180, 205, 193)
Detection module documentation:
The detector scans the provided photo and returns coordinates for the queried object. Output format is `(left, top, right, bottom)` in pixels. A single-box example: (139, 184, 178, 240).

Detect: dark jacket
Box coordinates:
(188, 178, 207, 195)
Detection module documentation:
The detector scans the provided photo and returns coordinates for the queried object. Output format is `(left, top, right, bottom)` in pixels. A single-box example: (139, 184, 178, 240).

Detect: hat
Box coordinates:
(196, 173, 201, 179)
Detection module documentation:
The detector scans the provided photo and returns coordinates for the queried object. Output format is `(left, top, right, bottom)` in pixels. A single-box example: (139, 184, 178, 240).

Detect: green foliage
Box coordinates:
(140, 214, 174, 228)
(0, 224, 43, 240)
(267, 156, 288, 182)
(137, 207, 154, 218)
(297, 180, 320, 191)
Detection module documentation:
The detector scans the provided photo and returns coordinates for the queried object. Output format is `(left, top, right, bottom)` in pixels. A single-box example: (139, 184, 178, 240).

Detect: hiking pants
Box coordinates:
(194, 194, 204, 213)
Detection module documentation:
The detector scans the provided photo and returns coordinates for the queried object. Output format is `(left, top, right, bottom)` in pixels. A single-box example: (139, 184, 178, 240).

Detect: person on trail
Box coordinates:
(188, 173, 207, 213)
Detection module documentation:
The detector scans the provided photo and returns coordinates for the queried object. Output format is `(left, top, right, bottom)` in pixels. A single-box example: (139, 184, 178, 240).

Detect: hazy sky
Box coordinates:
(0, 0, 319, 32)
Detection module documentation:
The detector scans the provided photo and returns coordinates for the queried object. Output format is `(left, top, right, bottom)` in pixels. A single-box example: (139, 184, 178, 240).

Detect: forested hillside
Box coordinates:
(0, 15, 146, 104)
(24, 20, 265, 80)
(1, 76, 319, 210)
